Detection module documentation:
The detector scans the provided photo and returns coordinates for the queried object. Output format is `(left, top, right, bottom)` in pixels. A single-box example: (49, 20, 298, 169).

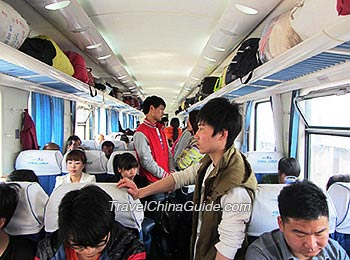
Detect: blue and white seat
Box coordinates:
(45, 183, 144, 232)
(327, 182, 350, 255)
(5, 182, 48, 240)
(15, 150, 63, 194)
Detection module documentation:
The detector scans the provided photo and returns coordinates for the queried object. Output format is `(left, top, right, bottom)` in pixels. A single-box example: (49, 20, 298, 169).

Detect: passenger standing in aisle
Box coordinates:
(119, 97, 257, 260)
(133, 95, 174, 200)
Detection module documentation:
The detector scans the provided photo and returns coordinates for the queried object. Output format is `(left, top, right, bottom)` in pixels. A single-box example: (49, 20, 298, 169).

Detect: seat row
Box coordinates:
(5, 181, 144, 238)
(15, 150, 136, 194)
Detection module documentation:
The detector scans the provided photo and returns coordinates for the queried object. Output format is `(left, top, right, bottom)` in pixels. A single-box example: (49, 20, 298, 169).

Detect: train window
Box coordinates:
(254, 101, 276, 151)
(296, 87, 350, 188)
(76, 104, 92, 140)
(308, 133, 350, 188)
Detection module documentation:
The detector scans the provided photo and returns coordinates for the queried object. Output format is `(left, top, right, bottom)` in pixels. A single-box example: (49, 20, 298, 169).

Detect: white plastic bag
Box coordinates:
(0, 1, 30, 49)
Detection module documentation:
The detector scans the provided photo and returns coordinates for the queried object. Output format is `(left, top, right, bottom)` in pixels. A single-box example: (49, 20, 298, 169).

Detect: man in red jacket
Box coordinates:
(133, 95, 174, 201)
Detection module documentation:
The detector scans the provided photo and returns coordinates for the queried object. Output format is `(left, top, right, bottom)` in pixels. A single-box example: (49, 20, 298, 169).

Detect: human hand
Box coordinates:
(117, 177, 140, 199)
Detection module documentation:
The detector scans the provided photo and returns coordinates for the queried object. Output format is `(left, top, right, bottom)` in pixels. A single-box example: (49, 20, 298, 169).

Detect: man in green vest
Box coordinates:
(118, 97, 257, 260)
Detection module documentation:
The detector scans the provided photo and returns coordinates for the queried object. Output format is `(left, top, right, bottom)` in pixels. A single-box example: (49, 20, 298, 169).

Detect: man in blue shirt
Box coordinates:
(246, 180, 349, 260)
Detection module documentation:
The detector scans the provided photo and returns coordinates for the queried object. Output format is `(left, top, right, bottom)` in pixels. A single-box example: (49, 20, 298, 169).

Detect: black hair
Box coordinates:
(326, 174, 350, 190)
(142, 95, 166, 114)
(113, 153, 138, 174)
(278, 180, 328, 223)
(278, 157, 301, 177)
(0, 183, 19, 228)
(102, 141, 115, 150)
(197, 98, 242, 150)
(7, 169, 39, 183)
(120, 134, 129, 144)
(43, 142, 60, 151)
(189, 110, 200, 135)
(64, 135, 82, 153)
(66, 149, 87, 164)
(170, 118, 180, 142)
(58, 185, 114, 246)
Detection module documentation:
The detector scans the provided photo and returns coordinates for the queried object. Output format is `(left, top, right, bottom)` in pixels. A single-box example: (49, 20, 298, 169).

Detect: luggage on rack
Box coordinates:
(198, 76, 220, 99)
(259, 11, 302, 63)
(36, 35, 74, 76)
(0, 1, 30, 49)
(64, 51, 89, 83)
(225, 38, 262, 85)
(337, 0, 350, 15)
(290, 0, 347, 40)
(19, 37, 56, 66)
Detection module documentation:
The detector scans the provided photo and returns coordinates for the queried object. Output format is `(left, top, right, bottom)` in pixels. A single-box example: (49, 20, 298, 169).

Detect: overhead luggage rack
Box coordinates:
(0, 42, 142, 115)
(181, 16, 350, 113)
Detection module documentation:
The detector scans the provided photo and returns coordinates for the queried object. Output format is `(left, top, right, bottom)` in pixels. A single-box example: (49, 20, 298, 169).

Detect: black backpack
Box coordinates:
(225, 38, 262, 85)
(199, 76, 220, 99)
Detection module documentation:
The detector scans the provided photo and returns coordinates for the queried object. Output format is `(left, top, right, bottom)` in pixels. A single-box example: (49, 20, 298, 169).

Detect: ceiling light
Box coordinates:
(235, 4, 259, 15)
(97, 54, 112, 60)
(219, 28, 238, 37)
(191, 76, 200, 81)
(45, 1, 71, 10)
(118, 75, 128, 80)
(210, 45, 226, 52)
(71, 26, 89, 33)
(203, 56, 217, 62)
(86, 43, 102, 49)
(121, 79, 130, 83)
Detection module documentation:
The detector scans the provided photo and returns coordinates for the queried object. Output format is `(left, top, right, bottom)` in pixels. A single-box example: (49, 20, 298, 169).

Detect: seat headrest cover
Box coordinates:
(246, 151, 284, 174)
(107, 150, 137, 174)
(15, 150, 63, 176)
(45, 183, 143, 232)
(81, 140, 98, 150)
(5, 182, 48, 235)
(247, 184, 285, 236)
(327, 182, 350, 233)
(62, 150, 108, 174)
(112, 140, 127, 151)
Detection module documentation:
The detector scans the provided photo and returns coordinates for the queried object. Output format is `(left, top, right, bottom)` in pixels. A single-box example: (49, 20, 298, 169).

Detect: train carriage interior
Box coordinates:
(0, 0, 350, 258)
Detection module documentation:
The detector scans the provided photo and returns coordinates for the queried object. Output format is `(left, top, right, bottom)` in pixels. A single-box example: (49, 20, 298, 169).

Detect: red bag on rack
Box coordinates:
(337, 0, 350, 15)
(87, 68, 95, 87)
(64, 51, 89, 83)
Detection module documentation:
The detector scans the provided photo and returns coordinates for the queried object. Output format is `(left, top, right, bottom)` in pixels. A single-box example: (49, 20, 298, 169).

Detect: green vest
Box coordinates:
(190, 146, 257, 260)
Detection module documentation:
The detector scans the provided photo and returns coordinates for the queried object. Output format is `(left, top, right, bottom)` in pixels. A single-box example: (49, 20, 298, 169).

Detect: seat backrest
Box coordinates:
(327, 182, 350, 234)
(107, 150, 137, 174)
(247, 184, 285, 237)
(246, 151, 284, 183)
(62, 150, 108, 174)
(15, 150, 63, 176)
(45, 183, 144, 232)
(81, 140, 98, 150)
(5, 182, 48, 235)
(112, 140, 128, 151)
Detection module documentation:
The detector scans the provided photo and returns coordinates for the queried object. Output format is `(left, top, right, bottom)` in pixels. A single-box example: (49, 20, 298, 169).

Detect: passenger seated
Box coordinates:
(54, 149, 95, 189)
(35, 185, 146, 260)
(101, 140, 115, 159)
(246, 180, 348, 259)
(6, 169, 39, 183)
(42, 142, 60, 151)
(0, 183, 36, 259)
(63, 135, 81, 153)
(262, 157, 300, 184)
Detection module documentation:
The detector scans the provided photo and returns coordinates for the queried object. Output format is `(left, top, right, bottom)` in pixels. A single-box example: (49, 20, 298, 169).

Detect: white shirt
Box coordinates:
(54, 172, 96, 189)
(172, 163, 252, 259)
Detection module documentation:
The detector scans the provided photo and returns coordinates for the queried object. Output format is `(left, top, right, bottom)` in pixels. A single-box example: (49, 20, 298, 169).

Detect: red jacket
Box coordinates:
(20, 110, 39, 150)
(136, 120, 170, 183)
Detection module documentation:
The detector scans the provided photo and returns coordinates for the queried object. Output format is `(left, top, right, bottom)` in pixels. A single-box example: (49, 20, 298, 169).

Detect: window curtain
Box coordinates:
(271, 95, 284, 154)
(241, 101, 253, 153)
(31, 93, 64, 151)
(51, 97, 64, 151)
(129, 114, 134, 130)
(122, 113, 128, 129)
(70, 101, 76, 135)
(89, 112, 93, 139)
(289, 90, 300, 158)
(111, 110, 119, 132)
(96, 107, 101, 134)
(105, 109, 109, 134)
